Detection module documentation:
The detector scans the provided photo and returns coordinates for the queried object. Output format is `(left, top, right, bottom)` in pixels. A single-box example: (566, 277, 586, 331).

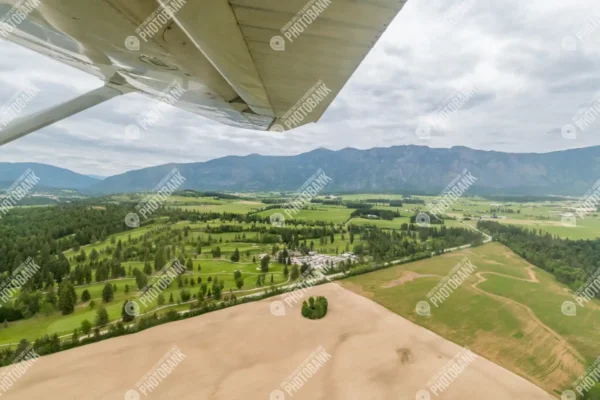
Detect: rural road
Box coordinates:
(1, 221, 493, 347)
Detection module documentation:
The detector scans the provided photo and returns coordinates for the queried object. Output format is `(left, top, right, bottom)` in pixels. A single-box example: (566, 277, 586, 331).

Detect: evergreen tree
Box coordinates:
(231, 248, 240, 262)
(291, 265, 300, 280)
(144, 262, 152, 275)
(71, 328, 79, 343)
(235, 277, 244, 289)
(122, 301, 135, 322)
(261, 255, 270, 273)
(95, 307, 109, 327)
(154, 248, 166, 272)
(102, 283, 114, 303)
(58, 281, 77, 315)
(80, 319, 92, 335)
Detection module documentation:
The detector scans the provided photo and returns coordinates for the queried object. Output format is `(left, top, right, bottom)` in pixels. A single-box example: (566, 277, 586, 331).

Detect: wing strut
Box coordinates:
(0, 83, 130, 147)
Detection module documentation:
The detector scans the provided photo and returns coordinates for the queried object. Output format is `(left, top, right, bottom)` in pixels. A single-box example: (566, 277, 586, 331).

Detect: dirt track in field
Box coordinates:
(0, 283, 554, 399)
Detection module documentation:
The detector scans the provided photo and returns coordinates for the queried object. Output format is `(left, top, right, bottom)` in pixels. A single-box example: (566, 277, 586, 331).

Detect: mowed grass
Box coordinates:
(172, 202, 264, 214)
(0, 258, 288, 346)
(340, 242, 594, 395)
(478, 267, 600, 364)
(498, 217, 600, 240)
(348, 217, 465, 230)
(257, 205, 354, 224)
(63, 220, 171, 260)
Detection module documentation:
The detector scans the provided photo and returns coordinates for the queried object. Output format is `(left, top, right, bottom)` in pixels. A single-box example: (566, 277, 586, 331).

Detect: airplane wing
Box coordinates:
(0, 0, 405, 145)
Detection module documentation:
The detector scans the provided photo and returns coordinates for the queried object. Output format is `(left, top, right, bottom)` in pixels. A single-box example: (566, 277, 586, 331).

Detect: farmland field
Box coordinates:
(340, 242, 598, 395)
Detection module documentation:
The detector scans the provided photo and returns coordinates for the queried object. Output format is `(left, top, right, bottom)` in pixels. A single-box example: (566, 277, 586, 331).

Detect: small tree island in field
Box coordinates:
(301, 296, 328, 320)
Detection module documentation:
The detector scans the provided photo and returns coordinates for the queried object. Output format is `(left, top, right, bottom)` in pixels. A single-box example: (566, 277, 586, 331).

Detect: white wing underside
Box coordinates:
(0, 0, 405, 141)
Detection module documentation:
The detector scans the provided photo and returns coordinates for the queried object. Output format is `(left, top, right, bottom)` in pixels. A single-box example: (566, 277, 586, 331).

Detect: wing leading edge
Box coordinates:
(0, 0, 405, 145)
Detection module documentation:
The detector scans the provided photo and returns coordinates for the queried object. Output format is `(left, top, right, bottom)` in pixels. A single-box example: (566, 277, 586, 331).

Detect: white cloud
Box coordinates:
(0, 0, 599, 176)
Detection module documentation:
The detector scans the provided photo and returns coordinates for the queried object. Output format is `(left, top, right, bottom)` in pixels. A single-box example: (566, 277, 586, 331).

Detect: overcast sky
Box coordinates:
(0, 0, 599, 177)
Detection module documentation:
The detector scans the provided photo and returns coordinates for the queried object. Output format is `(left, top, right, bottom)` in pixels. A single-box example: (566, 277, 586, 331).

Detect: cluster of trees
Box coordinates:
(409, 212, 444, 225)
(0, 204, 133, 276)
(351, 209, 401, 220)
(354, 224, 482, 261)
(345, 202, 373, 209)
(477, 221, 599, 290)
(301, 296, 328, 319)
(365, 198, 392, 204)
(311, 198, 342, 205)
(402, 198, 425, 204)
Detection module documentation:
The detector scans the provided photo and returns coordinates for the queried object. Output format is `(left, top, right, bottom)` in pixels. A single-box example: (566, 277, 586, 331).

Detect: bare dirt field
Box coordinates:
(1, 283, 554, 399)
(380, 271, 439, 288)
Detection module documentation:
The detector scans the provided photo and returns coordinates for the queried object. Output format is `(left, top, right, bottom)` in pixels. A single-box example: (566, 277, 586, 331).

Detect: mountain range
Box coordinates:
(2, 145, 600, 195)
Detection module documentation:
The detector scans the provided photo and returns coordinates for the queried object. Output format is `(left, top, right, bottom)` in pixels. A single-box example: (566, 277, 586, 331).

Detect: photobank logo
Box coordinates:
(562, 267, 600, 317)
(417, 347, 477, 398)
(416, 257, 477, 316)
(561, 213, 577, 228)
(125, 345, 186, 398)
(124, 0, 187, 51)
(270, 169, 332, 226)
(270, 266, 332, 317)
(0, 84, 40, 130)
(0, 257, 41, 305)
(275, 80, 332, 131)
(270, 213, 286, 228)
(562, 15, 600, 52)
(124, 80, 186, 141)
(418, 0, 476, 52)
(563, 180, 600, 227)
(126, 258, 187, 316)
(0, 345, 40, 397)
(419, 169, 477, 226)
(0, 169, 40, 219)
(416, 86, 478, 139)
(270, 0, 332, 51)
(562, 91, 600, 140)
(125, 168, 186, 228)
(563, 357, 600, 399)
(0, 0, 41, 39)
(271, 345, 332, 398)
